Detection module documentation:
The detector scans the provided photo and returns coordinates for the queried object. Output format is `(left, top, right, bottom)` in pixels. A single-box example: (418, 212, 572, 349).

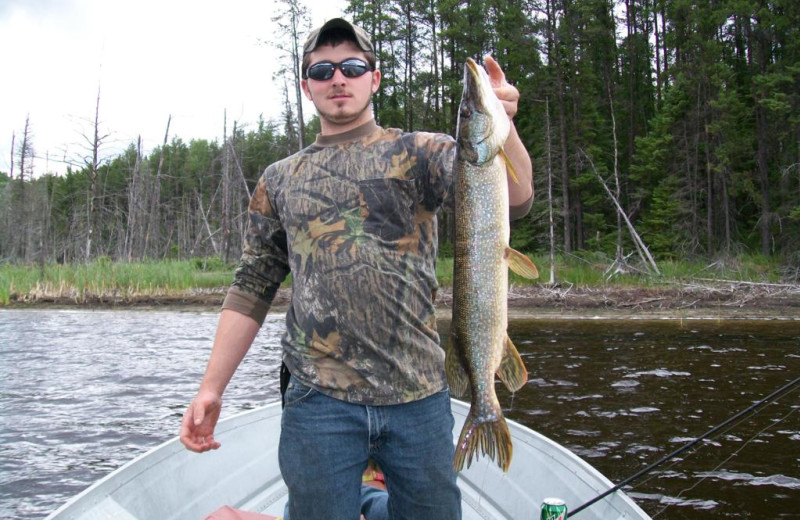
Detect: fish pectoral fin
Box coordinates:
(445, 331, 471, 399)
(505, 247, 539, 279)
(500, 148, 519, 185)
(497, 335, 528, 393)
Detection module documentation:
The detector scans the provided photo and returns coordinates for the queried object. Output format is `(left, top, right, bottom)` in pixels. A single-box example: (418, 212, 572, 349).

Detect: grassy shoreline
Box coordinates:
(2, 254, 797, 312)
(0, 258, 237, 306)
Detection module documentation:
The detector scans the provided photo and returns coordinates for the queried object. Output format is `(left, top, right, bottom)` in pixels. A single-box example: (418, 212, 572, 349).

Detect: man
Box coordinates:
(180, 18, 532, 520)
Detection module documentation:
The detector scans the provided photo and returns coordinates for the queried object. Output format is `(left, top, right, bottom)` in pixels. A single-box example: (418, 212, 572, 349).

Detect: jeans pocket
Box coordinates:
(283, 376, 316, 408)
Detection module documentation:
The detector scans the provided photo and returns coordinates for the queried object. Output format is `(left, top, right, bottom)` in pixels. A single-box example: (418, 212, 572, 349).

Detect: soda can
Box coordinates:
(540, 497, 568, 520)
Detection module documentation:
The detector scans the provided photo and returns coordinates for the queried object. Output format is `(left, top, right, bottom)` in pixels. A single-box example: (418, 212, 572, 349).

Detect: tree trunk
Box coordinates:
(144, 115, 171, 258)
(546, 98, 556, 285)
(221, 113, 231, 264)
(86, 87, 103, 261)
(124, 136, 144, 261)
(547, 0, 572, 254)
(582, 149, 660, 275)
(290, 5, 306, 149)
(18, 118, 32, 261)
(756, 105, 771, 255)
(403, 2, 415, 131)
(609, 81, 623, 262)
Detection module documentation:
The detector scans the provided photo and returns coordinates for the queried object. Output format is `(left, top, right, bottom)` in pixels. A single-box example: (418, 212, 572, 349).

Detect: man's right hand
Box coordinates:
(180, 391, 223, 452)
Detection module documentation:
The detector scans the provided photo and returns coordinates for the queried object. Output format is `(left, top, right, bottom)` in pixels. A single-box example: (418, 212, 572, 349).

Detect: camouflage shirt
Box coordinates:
(224, 120, 456, 405)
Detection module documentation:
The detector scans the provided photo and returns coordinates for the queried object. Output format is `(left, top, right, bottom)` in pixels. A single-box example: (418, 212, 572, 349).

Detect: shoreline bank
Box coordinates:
(5, 282, 800, 319)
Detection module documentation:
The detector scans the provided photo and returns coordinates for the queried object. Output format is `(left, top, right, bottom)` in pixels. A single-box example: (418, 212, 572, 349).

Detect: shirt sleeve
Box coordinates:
(221, 287, 271, 325)
(224, 170, 290, 326)
(410, 132, 456, 212)
(509, 190, 533, 221)
(413, 132, 532, 220)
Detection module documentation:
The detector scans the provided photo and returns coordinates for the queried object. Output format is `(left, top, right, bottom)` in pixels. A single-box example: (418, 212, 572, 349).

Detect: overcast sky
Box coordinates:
(0, 0, 348, 175)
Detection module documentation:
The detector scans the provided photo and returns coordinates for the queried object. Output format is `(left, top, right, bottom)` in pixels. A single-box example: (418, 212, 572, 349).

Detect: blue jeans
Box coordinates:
(279, 376, 461, 520)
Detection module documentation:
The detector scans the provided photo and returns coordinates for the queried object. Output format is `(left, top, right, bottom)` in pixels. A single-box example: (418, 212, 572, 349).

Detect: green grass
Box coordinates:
(439, 251, 786, 287)
(0, 253, 789, 306)
(0, 258, 237, 305)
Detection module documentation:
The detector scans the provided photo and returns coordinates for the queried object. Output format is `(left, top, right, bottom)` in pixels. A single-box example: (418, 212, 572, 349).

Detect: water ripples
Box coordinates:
(493, 318, 800, 519)
(1, 309, 285, 519)
(3, 312, 799, 519)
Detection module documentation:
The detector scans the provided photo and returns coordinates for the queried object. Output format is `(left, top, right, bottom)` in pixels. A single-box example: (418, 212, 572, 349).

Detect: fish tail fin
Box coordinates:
(454, 411, 513, 473)
(445, 330, 470, 399)
(497, 335, 528, 393)
(506, 247, 539, 279)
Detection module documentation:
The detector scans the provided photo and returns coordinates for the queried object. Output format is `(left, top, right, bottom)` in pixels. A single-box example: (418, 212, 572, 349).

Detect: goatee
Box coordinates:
(318, 94, 374, 127)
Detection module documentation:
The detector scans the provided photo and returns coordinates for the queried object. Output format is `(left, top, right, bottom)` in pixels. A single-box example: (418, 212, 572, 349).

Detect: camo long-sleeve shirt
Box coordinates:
(223, 120, 457, 406)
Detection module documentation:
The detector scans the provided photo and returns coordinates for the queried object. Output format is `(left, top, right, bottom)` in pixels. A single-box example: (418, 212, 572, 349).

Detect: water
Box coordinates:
(0, 310, 286, 519)
(489, 319, 800, 519)
(1, 310, 798, 519)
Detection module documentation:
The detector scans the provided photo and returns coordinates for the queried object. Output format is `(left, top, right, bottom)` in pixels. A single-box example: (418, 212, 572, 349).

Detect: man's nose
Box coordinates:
(331, 68, 348, 84)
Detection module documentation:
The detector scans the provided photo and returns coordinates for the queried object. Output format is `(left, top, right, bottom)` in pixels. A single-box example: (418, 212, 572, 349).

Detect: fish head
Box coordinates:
(456, 58, 511, 166)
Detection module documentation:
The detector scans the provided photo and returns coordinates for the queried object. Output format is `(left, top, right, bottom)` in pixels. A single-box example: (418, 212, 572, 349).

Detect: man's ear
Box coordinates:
(371, 70, 381, 94)
(301, 79, 313, 100)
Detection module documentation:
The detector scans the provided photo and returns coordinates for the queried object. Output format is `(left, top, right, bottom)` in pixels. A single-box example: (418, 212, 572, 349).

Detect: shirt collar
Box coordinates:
(313, 120, 380, 147)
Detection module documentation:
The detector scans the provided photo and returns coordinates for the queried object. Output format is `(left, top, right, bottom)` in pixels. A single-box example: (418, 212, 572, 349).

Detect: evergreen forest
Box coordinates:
(3, 0, 799, 277)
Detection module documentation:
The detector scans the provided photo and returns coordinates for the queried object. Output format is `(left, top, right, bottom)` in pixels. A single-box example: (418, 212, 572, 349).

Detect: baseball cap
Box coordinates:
(302, 18, 374, 56)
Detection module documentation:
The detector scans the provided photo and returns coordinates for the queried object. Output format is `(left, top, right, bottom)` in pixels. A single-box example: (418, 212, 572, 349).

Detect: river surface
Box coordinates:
(1, 309, 798, 519)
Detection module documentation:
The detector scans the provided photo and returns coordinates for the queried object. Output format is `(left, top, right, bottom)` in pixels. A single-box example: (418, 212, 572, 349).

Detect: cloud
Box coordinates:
(0, 0, 347, 175)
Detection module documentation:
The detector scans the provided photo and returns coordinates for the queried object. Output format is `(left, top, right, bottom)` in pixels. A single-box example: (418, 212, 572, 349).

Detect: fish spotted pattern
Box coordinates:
(446, 58, 539, 473)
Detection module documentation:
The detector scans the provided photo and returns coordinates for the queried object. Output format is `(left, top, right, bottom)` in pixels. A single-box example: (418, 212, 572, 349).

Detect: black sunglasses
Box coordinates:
(305, 58, 372, 81)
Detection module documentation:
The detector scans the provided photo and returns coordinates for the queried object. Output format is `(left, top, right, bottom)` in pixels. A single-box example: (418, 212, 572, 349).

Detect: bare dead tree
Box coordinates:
(16, 116, 35, 262)
(75, 83, 112, 261)
(545, 98, 556, 285)
(580, 148, 661, 276)
(223, 131, 252, 253)
(195, 189, 220, 256)
(124, 136, 146, 260)
(86, 87, 100, 259)
(607, 80, 624, 265)
(221, 114, 233, 263)
(144, 115, 171, 258)
(270, 0, 311, 150)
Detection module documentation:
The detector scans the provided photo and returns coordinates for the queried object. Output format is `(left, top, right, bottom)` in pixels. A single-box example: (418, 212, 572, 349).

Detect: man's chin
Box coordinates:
(320, 109, 368, 127)
(317, 98, 373, 128)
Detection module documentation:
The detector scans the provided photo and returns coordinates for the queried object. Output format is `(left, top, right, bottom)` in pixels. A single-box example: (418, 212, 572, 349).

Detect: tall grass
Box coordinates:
(436, 253, 610, 286)
(437, 251, 785, 287)
(1, 253, 787, 306)
(0, 258, 236, 305)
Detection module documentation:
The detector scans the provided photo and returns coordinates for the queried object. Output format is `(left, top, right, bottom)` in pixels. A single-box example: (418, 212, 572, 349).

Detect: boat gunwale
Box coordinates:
(45, 399, 651, 520)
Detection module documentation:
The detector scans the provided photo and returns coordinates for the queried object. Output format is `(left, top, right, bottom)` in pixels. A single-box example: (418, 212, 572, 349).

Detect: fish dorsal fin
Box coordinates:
(500, 148, 519, 185)
(505, 247, 539, 279)
(497, 334, 528, 393)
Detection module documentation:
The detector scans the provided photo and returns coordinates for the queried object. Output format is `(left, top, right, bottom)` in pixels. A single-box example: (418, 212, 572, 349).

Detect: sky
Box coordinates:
(0, 0, 348, 176)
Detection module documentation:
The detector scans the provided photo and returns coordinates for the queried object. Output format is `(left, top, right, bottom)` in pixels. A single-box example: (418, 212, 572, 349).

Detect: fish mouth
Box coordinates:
(461, 58, 491, 118)
(458, 58, 493, 160)
(463, 59, 481, 96)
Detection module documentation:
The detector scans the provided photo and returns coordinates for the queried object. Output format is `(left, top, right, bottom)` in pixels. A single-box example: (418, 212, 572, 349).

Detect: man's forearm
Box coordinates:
(198, 309, 261, 397)
(504, 123, 533, 207)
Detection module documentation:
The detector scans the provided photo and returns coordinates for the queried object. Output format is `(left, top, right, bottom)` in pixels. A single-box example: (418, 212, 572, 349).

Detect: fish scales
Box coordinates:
(447, 58, 538, 473)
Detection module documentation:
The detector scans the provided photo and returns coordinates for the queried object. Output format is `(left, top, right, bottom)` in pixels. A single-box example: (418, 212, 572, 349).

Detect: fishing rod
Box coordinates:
(568, 374, 800, 517)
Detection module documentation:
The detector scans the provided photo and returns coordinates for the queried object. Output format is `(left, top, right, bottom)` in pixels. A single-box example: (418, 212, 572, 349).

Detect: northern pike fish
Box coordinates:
(446, 58, 539, 473)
